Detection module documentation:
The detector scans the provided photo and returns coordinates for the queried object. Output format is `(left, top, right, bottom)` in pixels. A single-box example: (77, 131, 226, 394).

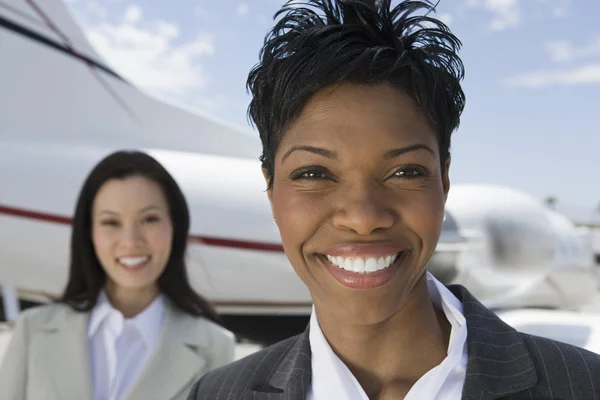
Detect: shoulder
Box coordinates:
(203, 318, 236, 345)
(13, 302, 77, 332)
(171, 308, 235, 348)
(187, 334, 301, 399)
(519, 332, 600, 389)
(520, 331, 600, 368)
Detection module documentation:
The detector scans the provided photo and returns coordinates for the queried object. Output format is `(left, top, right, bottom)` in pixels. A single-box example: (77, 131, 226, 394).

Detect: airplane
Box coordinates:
(0, 0, 597, 344)
(444, 184, 598, 312)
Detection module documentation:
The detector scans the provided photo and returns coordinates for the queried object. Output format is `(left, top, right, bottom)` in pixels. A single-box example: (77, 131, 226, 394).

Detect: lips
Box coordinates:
(117, 255, 151, 270)
(318, 243, 410, 289)
(323, 243, 406, 258)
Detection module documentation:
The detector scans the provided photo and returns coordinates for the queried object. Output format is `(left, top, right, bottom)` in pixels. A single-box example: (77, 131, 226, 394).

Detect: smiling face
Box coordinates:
(266, 83, 450, 325)
(91, 176, 173, 296)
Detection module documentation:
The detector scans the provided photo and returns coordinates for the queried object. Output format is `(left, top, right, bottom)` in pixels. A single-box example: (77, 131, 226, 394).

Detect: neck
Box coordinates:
(314, 275, 451, 398)
(104, 282, 160, 318)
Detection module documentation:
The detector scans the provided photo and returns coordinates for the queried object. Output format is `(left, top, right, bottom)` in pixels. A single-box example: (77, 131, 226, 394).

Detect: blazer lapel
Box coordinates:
(243, 326, 312, 400)
(35, 304, 94, 399)
(241, 285, 540, 400)
(126, 302, 211, 400)
(448, 285, 538, 400)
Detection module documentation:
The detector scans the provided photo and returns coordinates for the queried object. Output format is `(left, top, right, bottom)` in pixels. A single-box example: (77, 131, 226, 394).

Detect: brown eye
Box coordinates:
(392, 165, 430, 179)
(100, 219, 119, 227)
(143, 215, 160, 223)
(290, 166, 332, 181)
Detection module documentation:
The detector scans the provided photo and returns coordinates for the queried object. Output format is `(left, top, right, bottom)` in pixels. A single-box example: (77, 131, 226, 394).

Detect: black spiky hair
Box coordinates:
(247, 0, 465, 186)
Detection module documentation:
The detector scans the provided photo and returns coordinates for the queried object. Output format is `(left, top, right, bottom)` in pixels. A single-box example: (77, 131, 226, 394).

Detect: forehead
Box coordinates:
(279, 83, 438, 156)
(93, 176, 167, 211)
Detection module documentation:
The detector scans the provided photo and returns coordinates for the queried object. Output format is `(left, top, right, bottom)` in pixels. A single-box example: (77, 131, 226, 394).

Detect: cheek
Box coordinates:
(147, 224, 173, 257)
(404, 190, 445, 248)
(92, 228, 114, 259)
(272, 188, 327, 248)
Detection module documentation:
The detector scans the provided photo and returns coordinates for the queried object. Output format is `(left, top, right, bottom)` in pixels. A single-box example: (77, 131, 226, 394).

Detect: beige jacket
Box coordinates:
(0, 300, 235, 400)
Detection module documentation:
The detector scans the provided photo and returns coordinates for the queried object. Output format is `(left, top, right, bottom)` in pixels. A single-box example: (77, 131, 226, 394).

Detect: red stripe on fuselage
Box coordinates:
(0, 204, 284, 253)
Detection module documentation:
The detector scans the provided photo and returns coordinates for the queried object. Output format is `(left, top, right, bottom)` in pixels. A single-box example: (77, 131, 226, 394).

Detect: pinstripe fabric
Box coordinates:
(187, 285, 600, 400)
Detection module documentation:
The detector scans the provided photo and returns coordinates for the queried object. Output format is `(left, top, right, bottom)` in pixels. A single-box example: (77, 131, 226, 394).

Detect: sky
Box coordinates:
(63, 0, 600, 210)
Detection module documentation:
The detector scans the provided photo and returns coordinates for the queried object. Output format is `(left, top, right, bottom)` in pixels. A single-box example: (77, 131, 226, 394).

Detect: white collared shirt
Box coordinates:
(307, 272, 468, 400)
(88, 292, 166, 400)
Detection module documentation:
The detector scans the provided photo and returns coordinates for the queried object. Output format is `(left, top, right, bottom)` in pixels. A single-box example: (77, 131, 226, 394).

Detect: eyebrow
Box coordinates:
(280, 143, 435, 163)
(96, 205, 161, 216)
(384, 144, 435, 158)
(281, 145, 337, 163)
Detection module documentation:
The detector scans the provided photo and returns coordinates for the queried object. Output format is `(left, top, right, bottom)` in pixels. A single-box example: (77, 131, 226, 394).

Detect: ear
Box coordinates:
(261, 167, 274, 207)
(442, 157, 451, 202)
(261, 168, 273, 200)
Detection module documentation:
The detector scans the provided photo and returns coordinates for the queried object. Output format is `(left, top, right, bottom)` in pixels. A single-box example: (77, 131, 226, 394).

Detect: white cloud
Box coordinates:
(507, 32, 600, 89)
(80, 4, 215, 99)
(465, 0, 571, 31)
(545, 37, 600, 63)
(464, 0, 521, 30)
(123, 4, 142, 24)
(486, 0, 521, 31)
(505, 64, 600, 88)
(439, 13, 454, 26)
(236, 3, 250, 16)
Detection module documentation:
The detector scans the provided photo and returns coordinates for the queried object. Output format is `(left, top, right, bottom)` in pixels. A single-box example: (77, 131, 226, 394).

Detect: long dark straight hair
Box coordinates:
(59, 150, 221, 325)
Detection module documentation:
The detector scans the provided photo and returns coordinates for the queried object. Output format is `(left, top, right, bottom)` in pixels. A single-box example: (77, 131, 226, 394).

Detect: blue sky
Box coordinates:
(65, 0, 600, 210)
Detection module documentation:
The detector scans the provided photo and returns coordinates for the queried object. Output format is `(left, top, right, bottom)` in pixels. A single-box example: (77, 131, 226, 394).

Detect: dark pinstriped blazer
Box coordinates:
(187, 285, 600, 399)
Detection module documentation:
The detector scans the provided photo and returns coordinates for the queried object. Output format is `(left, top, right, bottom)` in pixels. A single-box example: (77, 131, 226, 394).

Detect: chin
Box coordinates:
(327, 300, 402, 326)
(111, 278, 157, 291)
(316, 271, 426, 325)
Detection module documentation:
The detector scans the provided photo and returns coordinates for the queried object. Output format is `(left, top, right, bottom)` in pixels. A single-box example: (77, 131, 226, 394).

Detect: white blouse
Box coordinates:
(87, 292, 165, 400)
(307, 272, 468, 400)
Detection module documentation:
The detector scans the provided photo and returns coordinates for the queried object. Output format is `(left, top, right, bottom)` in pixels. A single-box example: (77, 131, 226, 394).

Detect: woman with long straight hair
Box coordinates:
(0, 150, 235, 400)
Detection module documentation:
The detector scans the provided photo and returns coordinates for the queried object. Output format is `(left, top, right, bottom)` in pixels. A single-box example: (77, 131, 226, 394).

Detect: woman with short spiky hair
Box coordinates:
(187, 1, 600, 399)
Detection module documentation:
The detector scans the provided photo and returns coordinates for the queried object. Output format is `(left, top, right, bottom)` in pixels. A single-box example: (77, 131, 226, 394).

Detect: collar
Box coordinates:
(426, 272, 468, 361)
(449, 285, 538, 398)
(308, 272, 468, 399)
(87, 291, 165, 347)
(309, 272, 466, 351)
(245, 284, 538, 400)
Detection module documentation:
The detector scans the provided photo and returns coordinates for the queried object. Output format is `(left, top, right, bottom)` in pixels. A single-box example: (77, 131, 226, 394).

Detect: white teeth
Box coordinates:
(365, 257, 378, 272)
(325, 253, 401, 274)
(118, 256, 149, 267)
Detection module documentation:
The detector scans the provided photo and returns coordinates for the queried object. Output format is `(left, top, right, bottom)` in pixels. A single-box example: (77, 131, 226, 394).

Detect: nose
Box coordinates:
(332, 179, 396, 235)
(120, 222, 145, 246)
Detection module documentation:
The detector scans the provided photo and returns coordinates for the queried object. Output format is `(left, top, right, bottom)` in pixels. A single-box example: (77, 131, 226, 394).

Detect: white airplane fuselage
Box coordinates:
(1, 138, 597, 316)
(0, 140, 311, 315)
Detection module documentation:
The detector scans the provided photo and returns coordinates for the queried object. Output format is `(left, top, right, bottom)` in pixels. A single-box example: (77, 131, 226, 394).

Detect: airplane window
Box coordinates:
(513, 323, 591, 349)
